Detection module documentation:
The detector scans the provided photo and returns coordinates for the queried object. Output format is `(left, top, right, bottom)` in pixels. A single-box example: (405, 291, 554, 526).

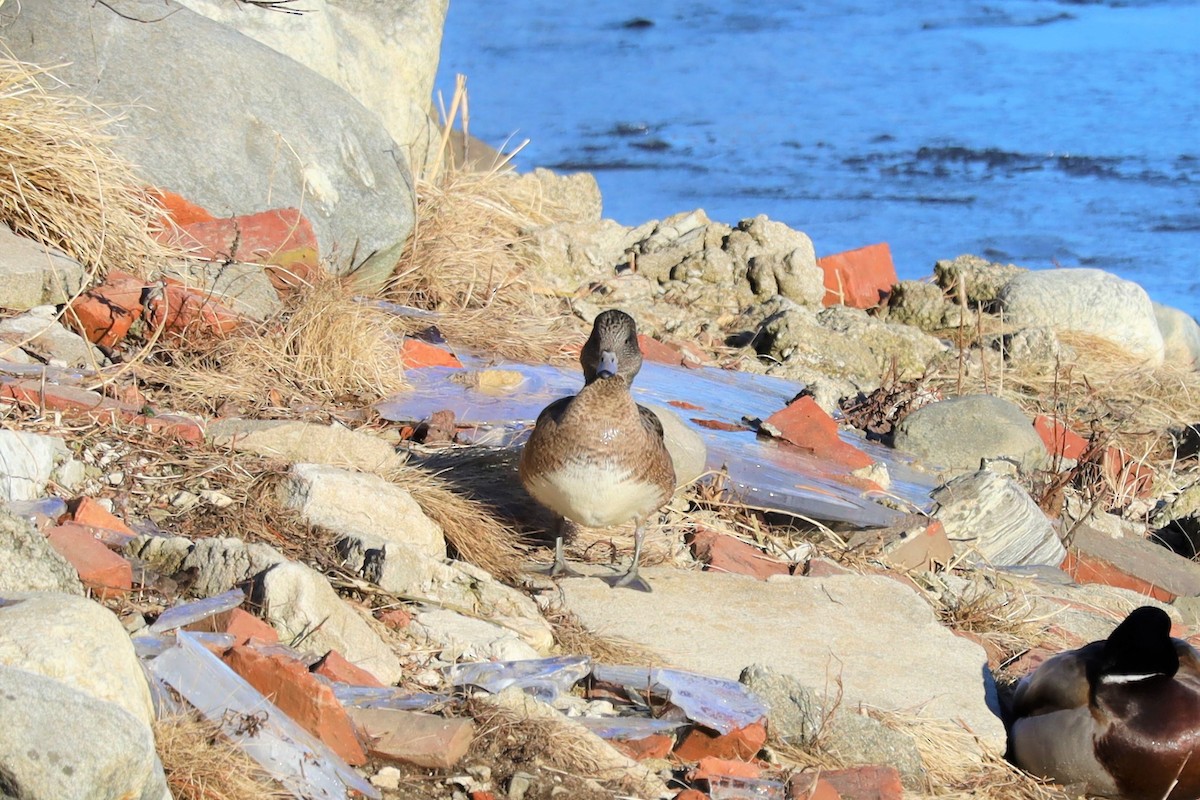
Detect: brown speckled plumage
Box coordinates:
(519, 310, 675, 590)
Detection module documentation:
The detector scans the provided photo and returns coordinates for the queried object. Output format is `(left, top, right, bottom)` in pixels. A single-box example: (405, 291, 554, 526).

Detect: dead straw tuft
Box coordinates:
(141, 275, 408, 415)
(154, 714, 284, 800)
(389, 76, 577, 363)
(0, 58, 172, 279)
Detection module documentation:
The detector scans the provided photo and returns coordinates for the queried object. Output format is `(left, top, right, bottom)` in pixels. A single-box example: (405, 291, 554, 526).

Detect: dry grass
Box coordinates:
(154, 714, 283, 800)
(387, 461, 529, 584)
(919, 572, 1050, 661)
(140, 276, 408, 415)
(388, 79, 578, 363)
(0, 58, 171, 280)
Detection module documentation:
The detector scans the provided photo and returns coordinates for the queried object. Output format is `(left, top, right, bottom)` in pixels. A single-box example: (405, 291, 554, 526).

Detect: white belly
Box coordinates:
(524, 461, 666, 528)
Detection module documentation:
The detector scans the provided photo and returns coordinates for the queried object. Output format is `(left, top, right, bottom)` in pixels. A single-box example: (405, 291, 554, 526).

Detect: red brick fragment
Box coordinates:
(789, 773, 843, 800)
(689, 527, 790, 580)
(638, 333, 684, 366)
(223, 645, 366, 765)
(347, 707, 473, 769)
(148, 188, 215, 227)
(400, 338, 463, 368)
(376, 608, 413, 630)
(1032, 415, 1088, 462)
(170, 208, 318, 266)
(820, 766, 903, 800)
(64, 273, 147, 348)
(45, 523, 132, 598)
(68, 496, 135, 538)
(818, 243, 897, 309)
(674, 721, 767, 762)
(145, 281, 244, 338)
(612, 733, 674, 761)
(764, 396, 874, 471)
(188, 608, 279, 647)
(692, 418, 752, 432)
(311, 650, 384, 688)
(0, 378, 202, 443)
(689, 756, 764, 782)
(674, 792, 710, 800)
(1060, 549, 1175, 602)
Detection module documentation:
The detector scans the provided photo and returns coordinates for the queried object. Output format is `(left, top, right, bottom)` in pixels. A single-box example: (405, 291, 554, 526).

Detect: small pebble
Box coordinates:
(507, 772, 534, 800)
(371, 766, 401, 790)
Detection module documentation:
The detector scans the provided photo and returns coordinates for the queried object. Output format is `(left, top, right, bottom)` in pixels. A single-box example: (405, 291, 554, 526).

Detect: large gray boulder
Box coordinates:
(561, 568, 1005, 756)
(0, 509, 84, 594)
(893, 394, 1047, 476)
(174, 0, 448, 173)
(0, 593, 155, 727)
(4, 0, 416, 279)
(0, 666, 169, 800)
(997, 268, 1164, 366)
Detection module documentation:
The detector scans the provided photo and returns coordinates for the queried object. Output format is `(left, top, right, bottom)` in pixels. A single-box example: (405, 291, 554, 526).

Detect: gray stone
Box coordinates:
(886, 280, 974, 331)
(933, 254, 1026, 304)
(0, 310, 105, 370)
(561, 568, 1005, 755)
(1154, 302, 1200, 369)
(0, 593, 154, 726)
(931, 469, 1066, 567)
(825, 711, 926, 788)
(207, 418, 407, 474)
(893, 394, 1047, 475)
(259, 561, 403, 683)
(515, 219, 634, 294)
(336, 534, 553, 653)
(126, 534, 287, 598)
(4, 0, 416, 281)
(738, 664, 825, 745)
(0, 508, 84, 594)
(0, 666, 169, 800)
(727, 215, 824, 306)
(631, 210, 714, 284)
(176, 0, 448, 174)
(646, 404, 708, 487)
(0, 430, 70, 502)
(503, 168, 603, 224)
(997, 268, 1164, 366)
(280, 462, 445, 559)
(159, 260, 283, 321)
(997, 326, 1074, 369)
(410, 608, 542, 662)
(0, 224, 86, 310)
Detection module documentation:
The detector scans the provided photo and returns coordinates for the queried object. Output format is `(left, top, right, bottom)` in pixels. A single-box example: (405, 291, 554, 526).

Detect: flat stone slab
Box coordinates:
(560, 568, 1004, 753)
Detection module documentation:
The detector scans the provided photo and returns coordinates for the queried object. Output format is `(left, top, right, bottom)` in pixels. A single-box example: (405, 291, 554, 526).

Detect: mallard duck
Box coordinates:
(1009, 605, 1200, 799)
(519, 310, 676, 591)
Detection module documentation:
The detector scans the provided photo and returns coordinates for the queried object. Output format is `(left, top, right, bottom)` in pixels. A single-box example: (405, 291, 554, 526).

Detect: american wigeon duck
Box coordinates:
(519, 309, 676, 592)
(1009, 605, 1200, 800)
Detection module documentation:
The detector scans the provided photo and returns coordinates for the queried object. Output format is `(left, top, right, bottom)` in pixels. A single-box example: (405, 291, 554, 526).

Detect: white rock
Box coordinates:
(0, 666, 169, 800)
(0, 593, 155, 727)
(646, 404, 708, 487)
(0, 508, 84, 594)
(0, 430, 68, 502)
(893, 394, 1047, 476)
(281, 462, 445, 559)
(0, 311, 105, 368)
(0, 223, 86, 310)
(411, 609, 542, 663)
(338, 534, 554, 653)
(1154, 302, 1200, 369)
(260, 561, 403, 684)
(206, 418, 407, 474)
(932, 469, 1066, 567)
(561, 568, 1005, 755)
(998, 268, 1165, 366)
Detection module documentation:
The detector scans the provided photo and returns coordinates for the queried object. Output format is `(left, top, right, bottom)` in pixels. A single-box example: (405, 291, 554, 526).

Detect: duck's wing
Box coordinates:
(531, 396, 574, 429)
(1176, 638, 1200, 679)
(1012, 642, 1104, 718)
(636, 403, 666, 442)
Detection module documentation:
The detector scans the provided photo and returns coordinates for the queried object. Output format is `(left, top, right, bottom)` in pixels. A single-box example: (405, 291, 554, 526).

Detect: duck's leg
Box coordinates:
(608, 518, 652, 592)
(547, 516, 583, 578)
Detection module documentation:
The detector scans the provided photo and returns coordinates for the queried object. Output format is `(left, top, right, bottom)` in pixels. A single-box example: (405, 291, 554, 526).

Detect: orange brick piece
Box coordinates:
(818, 242, 897, 309)
(222, 645, 366, 765)
(400, 338, 463, 368)
(764, 396, 875, 471)
(45, 523, 132, 598)
(311, 650, 384, 688)
(673, 721, 767, 762)
(68, 496, 135, 538)
(820, 766, 903, 800)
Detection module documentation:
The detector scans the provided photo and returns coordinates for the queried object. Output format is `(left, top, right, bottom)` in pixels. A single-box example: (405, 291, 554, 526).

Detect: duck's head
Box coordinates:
(1091, 605, 1179, 687)
(581, 310, 643, 384)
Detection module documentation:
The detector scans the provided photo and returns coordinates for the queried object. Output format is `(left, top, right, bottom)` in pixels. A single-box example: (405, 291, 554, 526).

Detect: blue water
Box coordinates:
(435, 1, 1200, 318)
